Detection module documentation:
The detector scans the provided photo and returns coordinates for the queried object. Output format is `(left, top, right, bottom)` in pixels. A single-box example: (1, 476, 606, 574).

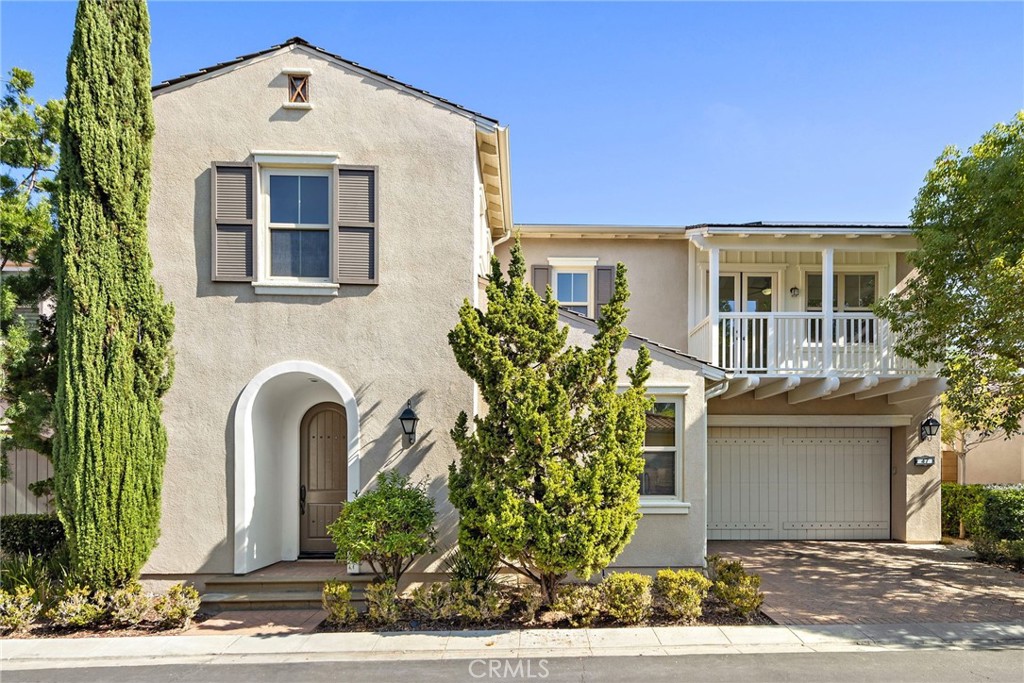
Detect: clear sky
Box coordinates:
(2, 1, 1022, 225)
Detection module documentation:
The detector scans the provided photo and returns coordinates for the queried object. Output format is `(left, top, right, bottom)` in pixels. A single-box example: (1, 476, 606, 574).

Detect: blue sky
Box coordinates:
(2, 1, 1022, 225)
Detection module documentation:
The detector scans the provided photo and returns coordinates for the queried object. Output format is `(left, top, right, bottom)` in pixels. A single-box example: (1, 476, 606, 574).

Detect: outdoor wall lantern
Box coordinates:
(399, 401, 420, 445)
(789, 286, 800, 298)
(919, 415, 940, 442)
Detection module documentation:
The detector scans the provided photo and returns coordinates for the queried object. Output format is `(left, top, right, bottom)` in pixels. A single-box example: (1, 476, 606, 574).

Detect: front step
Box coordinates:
(201, 570, 374, 611)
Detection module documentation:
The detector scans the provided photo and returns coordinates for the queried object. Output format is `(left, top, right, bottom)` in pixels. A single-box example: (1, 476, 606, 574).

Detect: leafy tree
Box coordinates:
(448, 238, 651, 605)
(54, 0, 175, 588)
(877, 112, 1024, 436)
(0, 68, 63, 487)
(327, 470, 438, 584)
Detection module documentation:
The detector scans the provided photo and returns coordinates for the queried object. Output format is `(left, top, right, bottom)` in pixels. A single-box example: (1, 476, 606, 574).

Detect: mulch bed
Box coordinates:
(2, 613, 211, 639)
(314, 604, 772, 633)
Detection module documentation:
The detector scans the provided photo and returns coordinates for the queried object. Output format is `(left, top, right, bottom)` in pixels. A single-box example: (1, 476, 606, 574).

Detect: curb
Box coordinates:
(3, 622, 1023, 670)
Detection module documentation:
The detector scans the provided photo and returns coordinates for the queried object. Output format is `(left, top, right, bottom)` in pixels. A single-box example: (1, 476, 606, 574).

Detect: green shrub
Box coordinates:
(108, 582, 151, 628)
(154, 583, 200, 630)
(553, 583, 602, 627)
(601, 573, 652, 625)
(0, 514, 65, 557)
(0, 586, 42, 633)
(47, 585, 106, 629)
(980, 486, 1024, 541)
(365, 580, 402, 626)
(708, 556, 764, 618)
(510, 585, 543, 624)
(322, 580, 357, 626)
(327, 470, 437, 584)
(409, 580, 508, 624)
(941, 483, 988, 537)
(443, 546, 500, 592)
(653, 569, 712, 622)
(973, 537, 1024, 570)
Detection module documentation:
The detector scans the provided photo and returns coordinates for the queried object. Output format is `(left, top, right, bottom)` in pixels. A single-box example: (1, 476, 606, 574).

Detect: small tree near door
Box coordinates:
(448, 239, 651, 605)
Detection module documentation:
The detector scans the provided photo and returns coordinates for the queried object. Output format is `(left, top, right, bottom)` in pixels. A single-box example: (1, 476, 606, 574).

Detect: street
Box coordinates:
(6, 650, 1023, 683)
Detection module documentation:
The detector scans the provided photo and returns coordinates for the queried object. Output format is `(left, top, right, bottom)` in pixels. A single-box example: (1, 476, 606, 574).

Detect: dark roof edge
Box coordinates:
(151, 36, 500, 124)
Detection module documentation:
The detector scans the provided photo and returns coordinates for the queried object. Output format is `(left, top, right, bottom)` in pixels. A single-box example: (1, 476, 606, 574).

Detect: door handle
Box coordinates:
(300, 484, 306, 515)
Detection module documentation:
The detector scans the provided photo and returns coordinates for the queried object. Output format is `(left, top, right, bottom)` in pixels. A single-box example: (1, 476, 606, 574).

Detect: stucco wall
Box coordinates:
(562, 316, 711, 568)
(955, 434, 1024, 485)
(146, 46, 480, 574)
(498, 238, 690, 351)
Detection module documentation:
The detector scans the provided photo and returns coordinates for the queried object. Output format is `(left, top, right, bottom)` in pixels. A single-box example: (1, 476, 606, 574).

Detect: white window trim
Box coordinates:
(254, 165, 334, 291)
(550, 263, 595, 318)
(639, 391, 687, 513)
(798, 266, 886, 312)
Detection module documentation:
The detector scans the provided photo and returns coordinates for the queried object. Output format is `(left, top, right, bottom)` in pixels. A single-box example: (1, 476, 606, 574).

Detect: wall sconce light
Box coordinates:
(399, 401, 420, 445)
(919, 415, 940, 442)
(789, 287, 800, 298)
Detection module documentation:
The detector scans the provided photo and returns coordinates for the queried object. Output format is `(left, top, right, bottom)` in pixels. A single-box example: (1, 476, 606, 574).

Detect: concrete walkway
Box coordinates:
(4, 622, 1022, 671)
(709, 541, 1024, 625)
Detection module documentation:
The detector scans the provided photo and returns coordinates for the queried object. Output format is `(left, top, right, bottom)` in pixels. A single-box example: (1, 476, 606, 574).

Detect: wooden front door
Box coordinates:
(300, 402, 347, 555)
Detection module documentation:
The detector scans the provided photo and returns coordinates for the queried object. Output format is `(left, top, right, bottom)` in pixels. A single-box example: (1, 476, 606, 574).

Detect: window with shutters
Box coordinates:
(261, 168, 332, 282)
(554, 270, 590, 316)
(212, 156, 377, 292)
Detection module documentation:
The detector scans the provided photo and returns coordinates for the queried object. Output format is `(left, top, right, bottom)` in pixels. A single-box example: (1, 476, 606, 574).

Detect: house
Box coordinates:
(140, 37, 943, 588)
(942, 433, 1024, 485)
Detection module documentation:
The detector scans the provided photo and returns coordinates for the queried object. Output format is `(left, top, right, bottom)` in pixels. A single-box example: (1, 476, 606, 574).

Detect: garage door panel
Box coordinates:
(709, 427, 889, 541)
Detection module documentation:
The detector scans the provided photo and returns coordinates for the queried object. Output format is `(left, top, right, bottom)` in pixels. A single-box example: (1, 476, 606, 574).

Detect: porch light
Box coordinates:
(789, 287, 800, 298)
(919, 415, 940, 442)
(761, 287, 772, 296)
(399, 401, 419, 445)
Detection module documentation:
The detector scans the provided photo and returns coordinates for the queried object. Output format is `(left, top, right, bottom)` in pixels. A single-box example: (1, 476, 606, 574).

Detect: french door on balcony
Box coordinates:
(718, 273, 775, 372)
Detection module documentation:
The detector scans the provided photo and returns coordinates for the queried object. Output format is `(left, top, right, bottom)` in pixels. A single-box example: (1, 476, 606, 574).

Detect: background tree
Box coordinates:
(877, 112, 1024, 436)
(55, 0, 175, 588)
(448, 239, 651, 605)
(0, 68, 63, 487)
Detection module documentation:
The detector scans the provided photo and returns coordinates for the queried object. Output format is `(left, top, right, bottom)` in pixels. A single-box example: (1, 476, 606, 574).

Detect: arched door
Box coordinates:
(299, 402, 347, 555)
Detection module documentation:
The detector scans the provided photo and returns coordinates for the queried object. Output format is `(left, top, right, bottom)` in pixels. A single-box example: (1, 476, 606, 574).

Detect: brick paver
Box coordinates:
(708, 541, 1024, 625)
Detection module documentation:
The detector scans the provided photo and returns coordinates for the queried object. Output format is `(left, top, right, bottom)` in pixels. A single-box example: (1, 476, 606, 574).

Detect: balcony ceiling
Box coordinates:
(717, 375, 946, 405)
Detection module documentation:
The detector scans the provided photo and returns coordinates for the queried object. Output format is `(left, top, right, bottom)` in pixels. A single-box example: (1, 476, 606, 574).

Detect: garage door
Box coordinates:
(708, 427, 890, 540)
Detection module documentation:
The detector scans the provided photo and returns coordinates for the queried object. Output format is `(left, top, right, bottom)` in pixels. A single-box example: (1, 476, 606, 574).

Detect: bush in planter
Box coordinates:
(653, 569, 712, 622)
(322, 580, 358, 626)
(0, 586, 42, 633)
(327, 470, 437, 584)
(601, 573, 652, 625)
(47, 585, 106, 629)
(154, 583, 201, 629)
(0, 514, 65, 557)
(108, 582, 151, 628)
(365, 580, 402, 626)
(553, 583, 602, 627)
(707, 555, 764, 618)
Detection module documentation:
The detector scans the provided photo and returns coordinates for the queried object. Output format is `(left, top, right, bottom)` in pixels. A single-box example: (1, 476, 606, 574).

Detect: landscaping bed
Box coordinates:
(942, 483, 1024, 571)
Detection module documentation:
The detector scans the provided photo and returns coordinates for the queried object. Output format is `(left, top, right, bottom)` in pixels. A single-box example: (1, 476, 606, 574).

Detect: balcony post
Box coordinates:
(822, 247, 835, 372)
(709, 247, 720, 366)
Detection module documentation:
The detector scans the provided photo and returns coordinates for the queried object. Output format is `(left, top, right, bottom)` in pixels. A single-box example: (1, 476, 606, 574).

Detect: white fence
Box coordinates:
(1, 447, 53, 516)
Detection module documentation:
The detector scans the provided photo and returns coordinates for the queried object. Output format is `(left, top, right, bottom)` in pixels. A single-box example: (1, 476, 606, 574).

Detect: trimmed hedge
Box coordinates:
(979, 486, 1024, 542)
(0, 514, 65, 557)
(941, 483, 988, 537)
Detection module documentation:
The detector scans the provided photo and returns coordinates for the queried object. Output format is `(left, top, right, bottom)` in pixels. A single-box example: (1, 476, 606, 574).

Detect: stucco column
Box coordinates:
(891, 400, 942, 542)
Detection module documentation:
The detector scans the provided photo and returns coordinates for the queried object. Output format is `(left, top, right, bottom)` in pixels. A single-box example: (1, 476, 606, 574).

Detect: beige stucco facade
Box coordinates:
(140, 40, 945, 581)
(146, 44, 487, 576)
(944, 434, 1024, 485)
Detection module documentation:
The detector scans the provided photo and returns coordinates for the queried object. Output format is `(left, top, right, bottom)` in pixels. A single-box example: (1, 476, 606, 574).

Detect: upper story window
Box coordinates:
(640, 397, 683, 499)
(555, 270, 590, 316)
(265, 170, 331, 280)
(806, 272, 878, 311)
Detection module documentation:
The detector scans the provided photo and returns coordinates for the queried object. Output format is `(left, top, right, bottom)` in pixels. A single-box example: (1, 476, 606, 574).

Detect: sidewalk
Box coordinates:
(4, 622, 1023, 670)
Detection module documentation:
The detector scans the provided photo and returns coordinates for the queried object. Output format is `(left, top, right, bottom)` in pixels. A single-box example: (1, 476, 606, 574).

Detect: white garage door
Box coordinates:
(708, 427, 890, 540)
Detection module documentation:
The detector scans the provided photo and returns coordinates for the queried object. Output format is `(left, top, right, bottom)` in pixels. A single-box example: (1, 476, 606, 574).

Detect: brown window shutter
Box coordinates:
(595, 265, 615, 318)
(211, 162, 255, 282)
(334, 166, 378, 284)
(530, 265, 552, 295)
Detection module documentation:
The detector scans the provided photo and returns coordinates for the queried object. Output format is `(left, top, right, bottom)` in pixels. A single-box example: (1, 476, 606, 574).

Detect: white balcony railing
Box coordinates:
(687, 312, 932, 376)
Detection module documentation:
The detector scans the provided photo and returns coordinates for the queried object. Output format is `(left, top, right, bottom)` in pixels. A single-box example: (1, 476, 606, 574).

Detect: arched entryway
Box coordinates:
(233, 361, 360, 575)
(299, 402, 348, 556)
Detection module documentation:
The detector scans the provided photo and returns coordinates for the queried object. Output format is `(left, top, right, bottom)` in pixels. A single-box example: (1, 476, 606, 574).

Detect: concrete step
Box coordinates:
(201, 576, 373, 611)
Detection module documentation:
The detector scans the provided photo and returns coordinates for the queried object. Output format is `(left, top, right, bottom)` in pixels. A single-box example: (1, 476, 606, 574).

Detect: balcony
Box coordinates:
(688, 311, 930, 376)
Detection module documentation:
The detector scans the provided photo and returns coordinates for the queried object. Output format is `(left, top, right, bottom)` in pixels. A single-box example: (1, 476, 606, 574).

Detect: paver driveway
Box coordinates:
(708, 541, 1024, 625)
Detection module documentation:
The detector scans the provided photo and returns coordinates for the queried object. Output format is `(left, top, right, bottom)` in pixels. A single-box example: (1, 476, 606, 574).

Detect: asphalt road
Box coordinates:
(6, 650, 1024, 683)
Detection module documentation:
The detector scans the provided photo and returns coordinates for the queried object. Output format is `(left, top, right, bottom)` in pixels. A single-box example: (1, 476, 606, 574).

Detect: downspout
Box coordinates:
(705, 377, 731, 400)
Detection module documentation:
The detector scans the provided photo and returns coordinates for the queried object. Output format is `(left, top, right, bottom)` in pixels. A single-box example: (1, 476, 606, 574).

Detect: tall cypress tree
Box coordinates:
(54, 0, 174, 588)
